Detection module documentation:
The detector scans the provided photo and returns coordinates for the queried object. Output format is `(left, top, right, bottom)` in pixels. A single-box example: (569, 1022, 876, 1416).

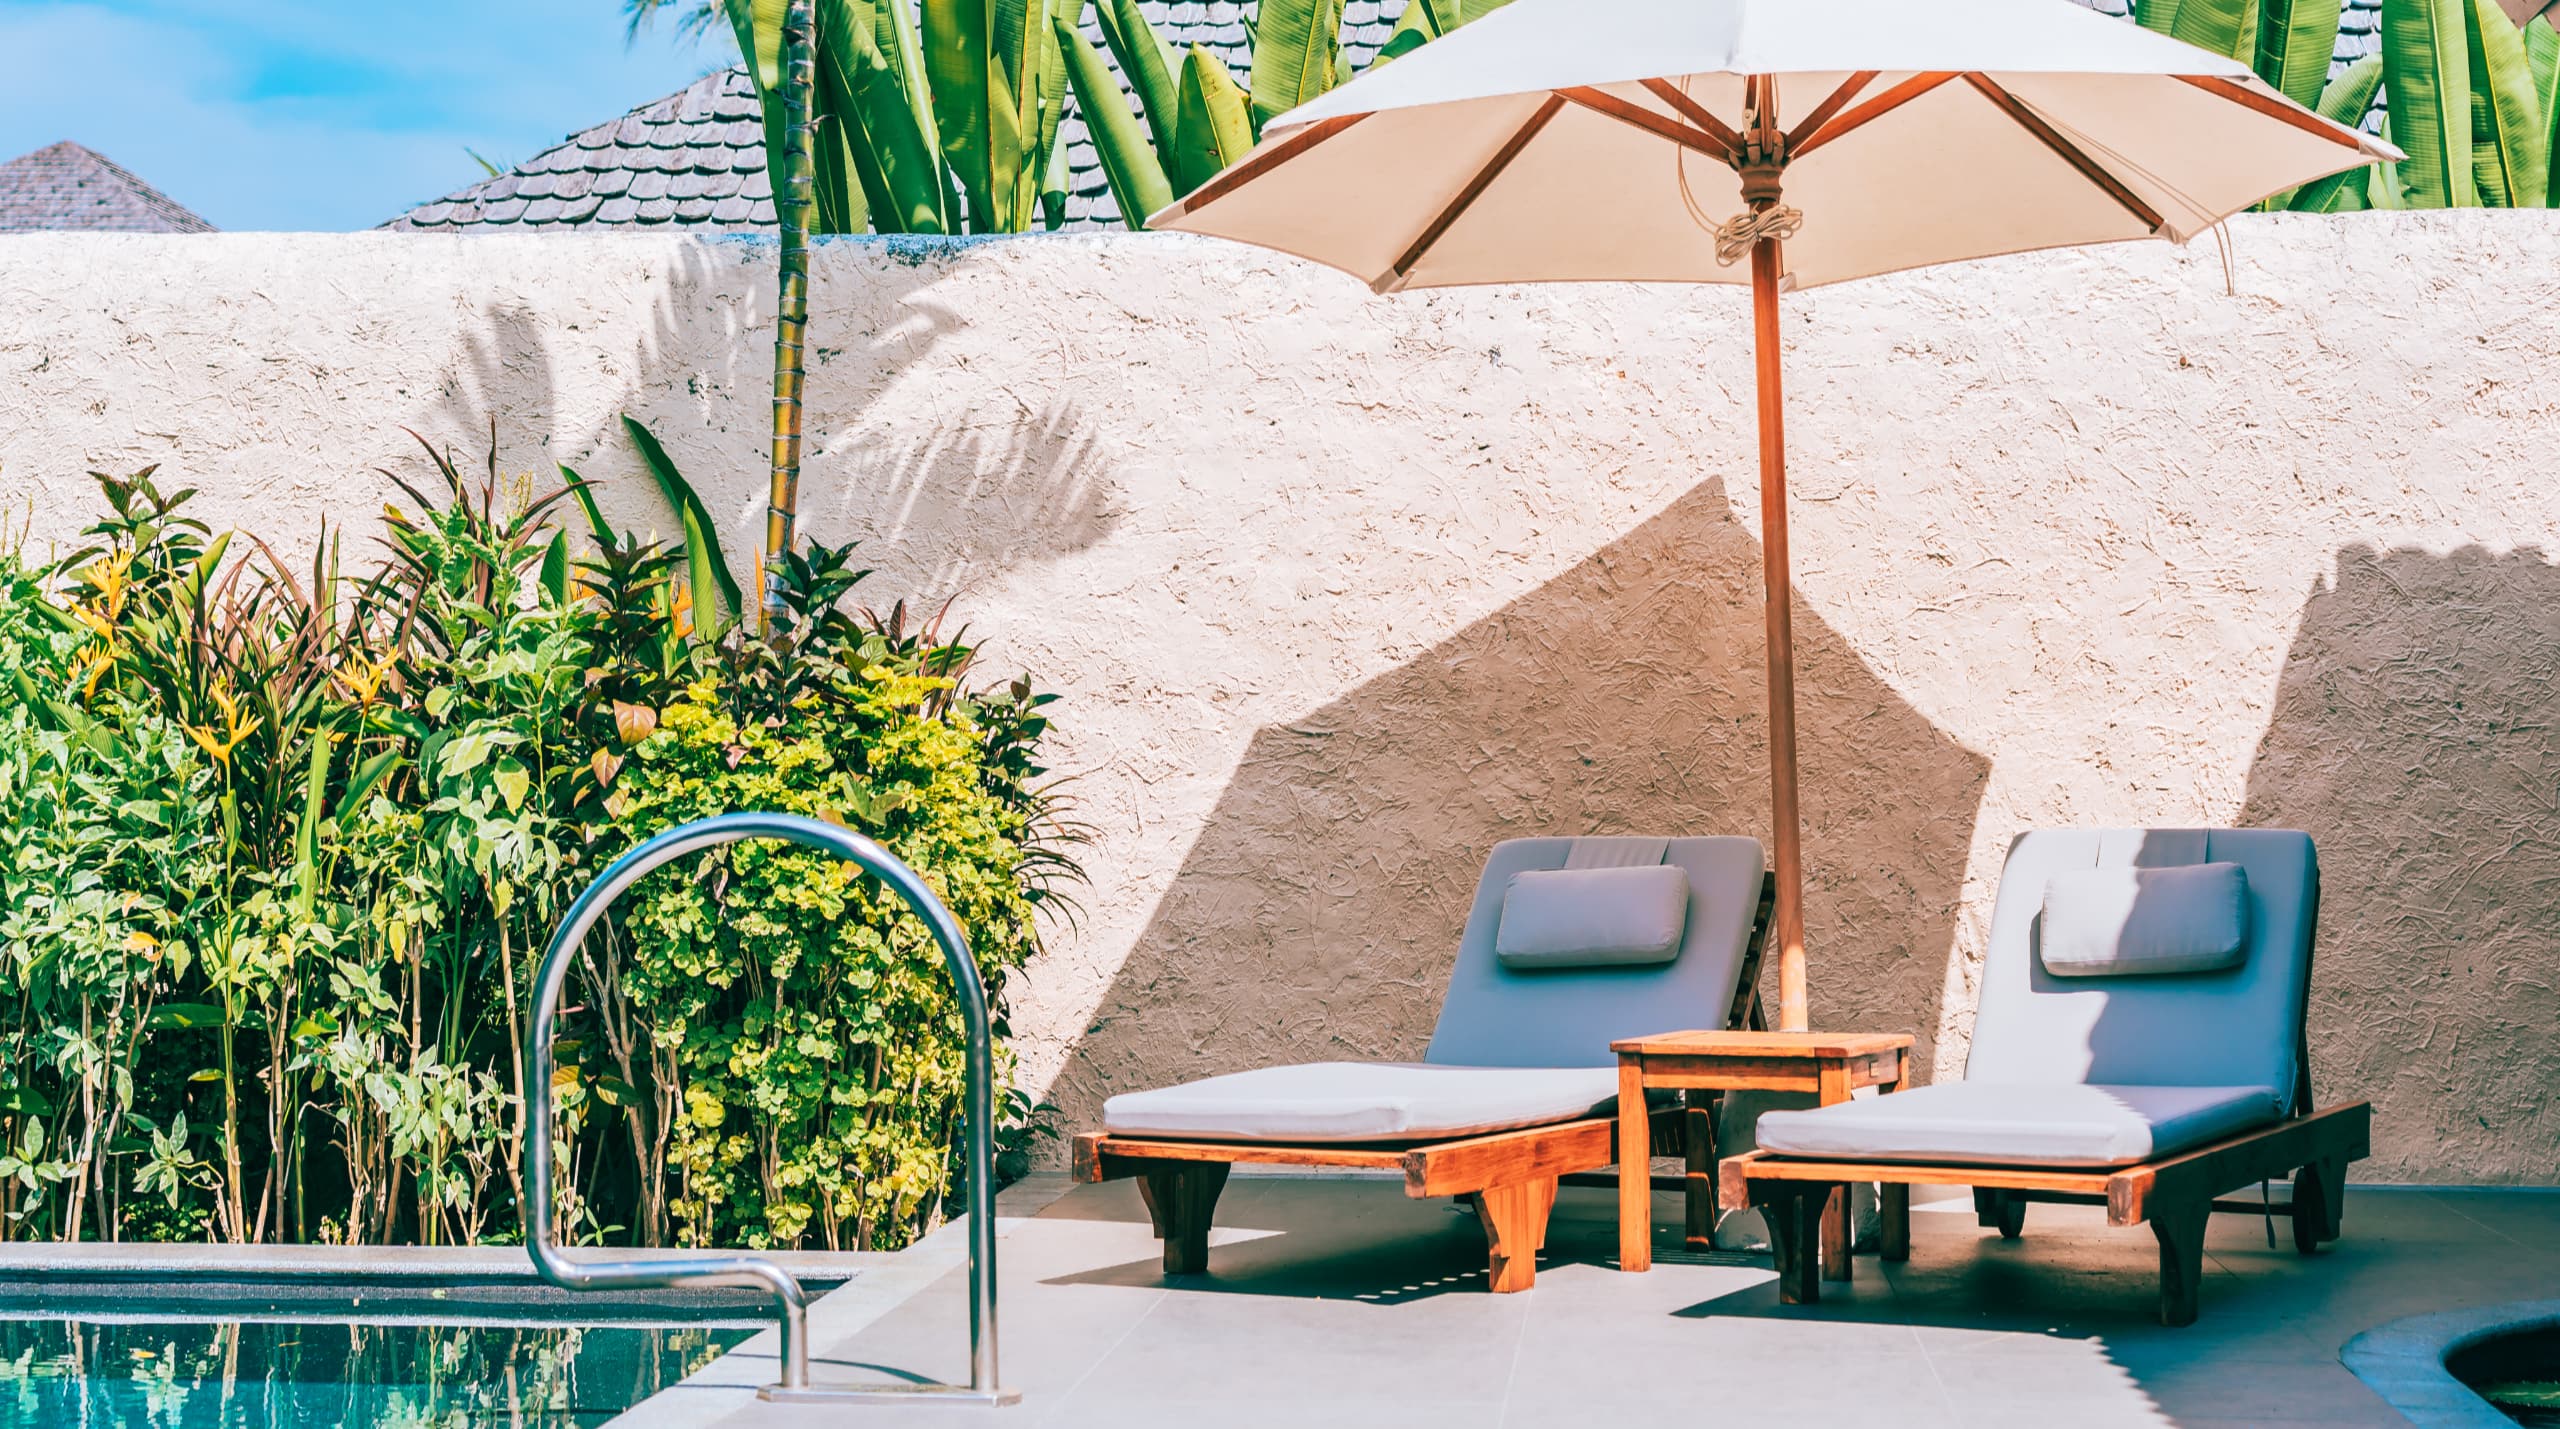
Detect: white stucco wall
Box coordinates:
(1, 218, 2553, 1182)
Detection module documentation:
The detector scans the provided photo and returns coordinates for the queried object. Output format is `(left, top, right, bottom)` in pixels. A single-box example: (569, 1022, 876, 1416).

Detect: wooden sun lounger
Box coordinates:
(1722, 1101, 2371, 1325)
(1072, 868, 1774, 1293)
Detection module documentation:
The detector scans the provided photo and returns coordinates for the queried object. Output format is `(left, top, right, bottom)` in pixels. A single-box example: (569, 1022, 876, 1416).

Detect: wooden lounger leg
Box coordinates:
(1879, 1182, 1910, 1262)
(1685, 1092, 1718, 1249)
(1752, 1182, 1830, 1305)
(1821, 1185, 1853, 1281)
(1476, 1176, 1559, 1293)
(1974, 1187, 2025, 1239)
(2292, 1156, 2347, 1252)
(2150, 1197, 2210, 1327)
(1138, 1163, 1231, 1276)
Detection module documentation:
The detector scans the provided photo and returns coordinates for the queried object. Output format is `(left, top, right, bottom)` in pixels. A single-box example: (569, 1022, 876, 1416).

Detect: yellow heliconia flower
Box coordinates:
(332, 650, 398, 709)
(183, 687, 262, 768)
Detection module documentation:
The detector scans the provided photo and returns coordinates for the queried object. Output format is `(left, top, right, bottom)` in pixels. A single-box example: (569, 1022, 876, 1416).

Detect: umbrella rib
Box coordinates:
(1963, 74, 2164, 233)
(1159, 113, 1371, 221)
(1789, 71, 1957, 160)
(1784, 71, 1880, 150)
(2175, 74, 2371, 150)
(1385, 93, 1570, 286)
(1560, 87, 1734, 162)
(1638, 77, 1745, 153)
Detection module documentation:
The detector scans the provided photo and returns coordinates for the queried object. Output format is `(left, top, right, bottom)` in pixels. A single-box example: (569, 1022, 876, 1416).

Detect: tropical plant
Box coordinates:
(0, 424, 1076, 1252)
(2247, 0, 2560, 210)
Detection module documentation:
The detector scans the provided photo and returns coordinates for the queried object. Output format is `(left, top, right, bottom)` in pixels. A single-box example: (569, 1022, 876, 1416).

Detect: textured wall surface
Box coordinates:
(1, 218, 2553, 1182)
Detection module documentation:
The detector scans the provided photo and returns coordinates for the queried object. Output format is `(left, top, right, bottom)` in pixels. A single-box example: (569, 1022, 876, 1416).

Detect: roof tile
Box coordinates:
(0, 140, 217, 233)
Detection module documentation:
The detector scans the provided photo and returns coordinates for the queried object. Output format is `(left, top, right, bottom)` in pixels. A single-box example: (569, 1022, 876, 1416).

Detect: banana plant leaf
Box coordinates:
(2135, 0, 2257, 59)
(1095, 0, 1182, 160)
(2467, 0, 2547, 206)
(924, 0, 1007, 228)
(2258, 0, 2343, 109)
(2289, 54, 2388, 209)
(1250, 0, 1346, 128)
(845, 15, 960, 230)
(1172, 45, 1255, 193)
(1059, 14, 1175, 222)
(1379, 0, 1517, 61)
(2384, 0, 2476, 206)
(2529, 15, 2560, 202)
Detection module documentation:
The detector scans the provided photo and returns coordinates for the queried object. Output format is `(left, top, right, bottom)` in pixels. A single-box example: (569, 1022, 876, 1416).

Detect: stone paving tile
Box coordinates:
(659, 1179, 2550, 1428)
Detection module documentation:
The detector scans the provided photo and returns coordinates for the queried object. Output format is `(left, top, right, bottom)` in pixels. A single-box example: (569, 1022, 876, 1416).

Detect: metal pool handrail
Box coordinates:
(524, 811, 1015, 1405)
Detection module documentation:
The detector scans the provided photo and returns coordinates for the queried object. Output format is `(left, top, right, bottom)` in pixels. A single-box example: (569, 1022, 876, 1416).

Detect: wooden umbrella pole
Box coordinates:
(1738, 82, 1809, 1033)
(1753, 232, 1808, 1033)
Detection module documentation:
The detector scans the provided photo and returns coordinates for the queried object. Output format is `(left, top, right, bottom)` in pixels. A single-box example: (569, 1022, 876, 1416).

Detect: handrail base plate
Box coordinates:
(759, 1383, 1023, 1407)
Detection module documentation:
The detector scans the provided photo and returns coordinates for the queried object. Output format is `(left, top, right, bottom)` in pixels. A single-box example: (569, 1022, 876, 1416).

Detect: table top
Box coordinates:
(1611, 1029, 1916, 1058)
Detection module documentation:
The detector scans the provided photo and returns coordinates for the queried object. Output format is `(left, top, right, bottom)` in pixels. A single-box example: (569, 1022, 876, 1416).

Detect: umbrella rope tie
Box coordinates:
(1713, 204, 1803, 265)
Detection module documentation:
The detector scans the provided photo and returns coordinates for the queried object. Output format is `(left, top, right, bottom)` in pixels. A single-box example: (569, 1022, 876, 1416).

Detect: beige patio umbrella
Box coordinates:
(1150, 0, 2395, 1032)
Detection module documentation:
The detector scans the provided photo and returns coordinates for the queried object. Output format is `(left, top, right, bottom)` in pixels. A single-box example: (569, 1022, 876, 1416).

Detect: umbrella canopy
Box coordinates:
(1151, 0, 2398, 1032)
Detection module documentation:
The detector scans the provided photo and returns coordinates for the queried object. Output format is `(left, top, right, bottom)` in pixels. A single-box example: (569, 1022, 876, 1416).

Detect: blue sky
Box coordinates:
(0, 2, 728, 230)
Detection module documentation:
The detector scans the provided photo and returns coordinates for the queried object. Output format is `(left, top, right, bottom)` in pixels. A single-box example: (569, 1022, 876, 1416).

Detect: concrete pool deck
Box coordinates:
(619, 1175, 2560, 1427)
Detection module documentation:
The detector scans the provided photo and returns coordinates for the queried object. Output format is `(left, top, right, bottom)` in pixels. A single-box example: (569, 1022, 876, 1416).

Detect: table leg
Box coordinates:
(1877, 1070, 1908, 1261)
(1684, 1090, 1717, 1249)
(1618, 1056, 1651, 1272)
(1819, 1062, 1853, 1282)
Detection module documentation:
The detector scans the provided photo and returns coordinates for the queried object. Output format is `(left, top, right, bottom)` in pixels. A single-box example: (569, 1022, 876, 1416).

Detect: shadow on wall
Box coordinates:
(410, 238, 1122, 594)
(2239, 543, 2560, 1184)
(1045, 476, 1991, 1128)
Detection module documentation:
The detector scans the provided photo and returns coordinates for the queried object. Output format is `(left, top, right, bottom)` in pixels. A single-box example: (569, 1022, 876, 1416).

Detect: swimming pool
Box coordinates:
(0, 1313, 749, 1427)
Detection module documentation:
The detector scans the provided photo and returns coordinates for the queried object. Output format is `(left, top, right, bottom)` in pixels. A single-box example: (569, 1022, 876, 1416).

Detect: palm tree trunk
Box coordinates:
(761, 0, 818, 630)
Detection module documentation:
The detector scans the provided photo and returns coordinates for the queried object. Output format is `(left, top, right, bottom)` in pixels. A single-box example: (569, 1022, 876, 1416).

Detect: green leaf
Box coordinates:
(556, 465, 617, 547)
(924, 0, 1002, 228)
(2289, 55, 2388, 210)
(539, 529, 570, 606)
(1058, 14, 1175, 225)
(1095, 0, 1181, 160)
(0, 1088, 57, 1118)
(2529, 15, 2560, 201)
(290, 731, 334, 911)
(1249, 0, 1345, 129)
(620, 415, 741, 639)
(2467, 0, 2547, 206)
(493, 759, 531, 812)
(187, 1069, 223, 1083)
(2258, 0, 2343, 109)
(149, 1004, 228, 1031)
(1171, 46, 1255, 194)
(841, 15, 959, 231)
(2384, 0, 2477, 206)
(333, 749, 401, 831)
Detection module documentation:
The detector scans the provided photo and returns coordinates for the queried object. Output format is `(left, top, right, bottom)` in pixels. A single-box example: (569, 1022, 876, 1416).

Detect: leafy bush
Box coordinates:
(0, 433, 1074, 1250)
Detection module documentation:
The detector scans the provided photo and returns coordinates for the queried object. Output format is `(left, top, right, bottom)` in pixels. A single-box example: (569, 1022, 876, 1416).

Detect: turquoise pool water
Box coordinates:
(0, 1314, 751, 1427)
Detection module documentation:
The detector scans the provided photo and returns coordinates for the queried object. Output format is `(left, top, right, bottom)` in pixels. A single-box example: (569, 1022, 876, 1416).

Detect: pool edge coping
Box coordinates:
(2342, 1296, 2560, 1427)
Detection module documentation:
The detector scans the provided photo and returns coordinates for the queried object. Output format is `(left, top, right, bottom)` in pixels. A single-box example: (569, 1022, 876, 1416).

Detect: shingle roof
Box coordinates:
(387, 66, 771, 233)
(388, 0, 2389, 235)
(0, 142, 215, 234)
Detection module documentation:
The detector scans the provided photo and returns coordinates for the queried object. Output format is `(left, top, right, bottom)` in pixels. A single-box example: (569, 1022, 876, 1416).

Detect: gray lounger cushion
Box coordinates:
(1427, 836, 1765, 1069)
(1970, 829, 2318, 1103)
(2041, 862, 2251, 978)
(1753, 1081, 2284, 1167)
(1495, 865, 1691, 969)
(1100, 1063, 1618, 1144)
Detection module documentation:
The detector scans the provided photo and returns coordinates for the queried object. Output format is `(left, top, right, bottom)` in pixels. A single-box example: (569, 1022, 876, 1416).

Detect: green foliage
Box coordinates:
(2383, 0, 2477, 206)
(0, 428, 1074, 1251)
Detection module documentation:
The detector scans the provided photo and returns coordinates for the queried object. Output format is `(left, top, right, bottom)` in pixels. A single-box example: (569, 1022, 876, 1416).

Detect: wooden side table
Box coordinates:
(1613, 1030, 1915, 1276)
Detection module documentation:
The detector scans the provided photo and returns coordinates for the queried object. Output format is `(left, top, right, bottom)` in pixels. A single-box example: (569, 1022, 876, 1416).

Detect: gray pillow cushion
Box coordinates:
(1494, 864, 1690, 969)
(2040, 861, 2250, 977)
